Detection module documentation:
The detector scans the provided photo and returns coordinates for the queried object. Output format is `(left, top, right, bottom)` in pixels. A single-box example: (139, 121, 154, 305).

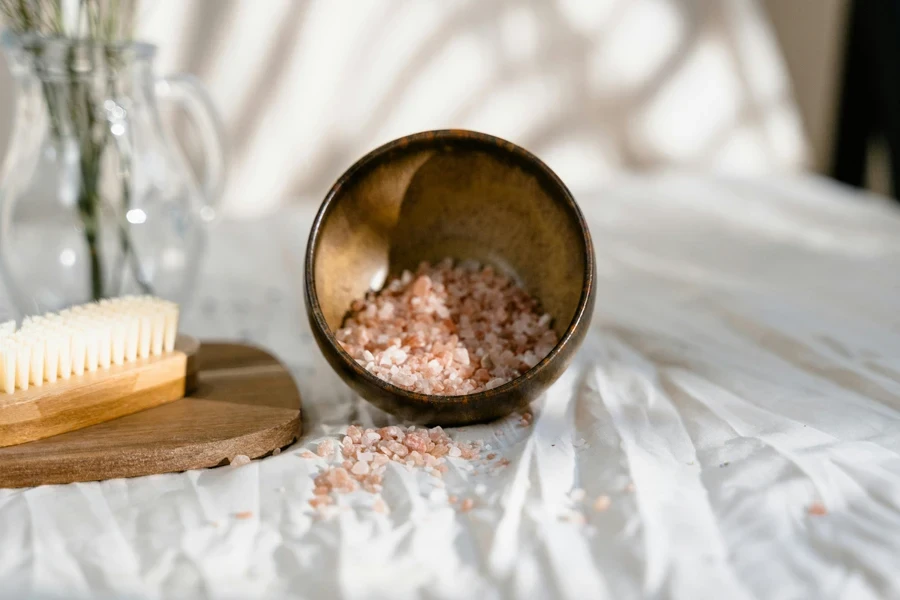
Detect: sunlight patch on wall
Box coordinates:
(343, 2, 452, 135)
(540, 134, 622, 192)
(466, 75, 564, 144)
(556, 0, 622, 35)
(589, 0, 685, 94)
(498, 5, 540, 63)
(632, 37, 741, 162)
(377, 32, 496, 140)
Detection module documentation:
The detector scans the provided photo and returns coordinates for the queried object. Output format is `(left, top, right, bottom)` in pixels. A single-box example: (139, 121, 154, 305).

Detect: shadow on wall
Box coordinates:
(0, 0, 808, 218)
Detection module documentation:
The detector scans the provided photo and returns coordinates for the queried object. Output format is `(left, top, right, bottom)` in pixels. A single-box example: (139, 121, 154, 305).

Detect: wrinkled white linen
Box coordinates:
(1, 174, 899, 600)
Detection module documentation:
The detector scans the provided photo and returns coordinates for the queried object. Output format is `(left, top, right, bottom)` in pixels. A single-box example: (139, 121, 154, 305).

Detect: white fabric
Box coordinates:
(1, 174, 900, 600)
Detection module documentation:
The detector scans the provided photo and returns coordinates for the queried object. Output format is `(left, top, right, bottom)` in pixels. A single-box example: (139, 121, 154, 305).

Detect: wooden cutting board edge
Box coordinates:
(0, 339, 302, 488)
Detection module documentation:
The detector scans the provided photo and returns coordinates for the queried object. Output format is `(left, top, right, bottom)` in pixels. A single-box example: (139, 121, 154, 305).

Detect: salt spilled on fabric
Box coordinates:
(307, 424, 483, 516)
(336, 259, 558, 395)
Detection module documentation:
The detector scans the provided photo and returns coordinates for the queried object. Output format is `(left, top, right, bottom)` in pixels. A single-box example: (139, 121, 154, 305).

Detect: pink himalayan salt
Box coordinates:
(519, 410, 534, 427)
(309, 495, 333, 509)
(808, 502, 827, 516)
(593, 495, 612, 512)
(230, 454, 251, 467)
(233, 511, 253, 520)
(316, 439, 334, 457)
(372, 496, 389, 514)
(336, 259, 558, 395)
(306, 424, 482, 517)
(459, 498, 475, 512)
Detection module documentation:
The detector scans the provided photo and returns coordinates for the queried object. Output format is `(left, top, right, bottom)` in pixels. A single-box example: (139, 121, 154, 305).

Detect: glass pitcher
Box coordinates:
(0, 32, 225, 316)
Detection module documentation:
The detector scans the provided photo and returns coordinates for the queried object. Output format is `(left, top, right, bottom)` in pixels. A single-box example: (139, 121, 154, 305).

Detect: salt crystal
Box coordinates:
(808, 502, 827, 516)
(405, 433, 428, 454)
(411, 275, 431, 296)
(316, 439, 334, 457)
(388, 441, 409, 458)
(378, 425, 404, 440)
(309, 496, 333, 508)
(593, 495, 612, 512)
(378, 302, 394, 319)
(448, 446, 462, 458)
(358, 451, 373, 462)
(351, 461, 370, 476)
(230, 454, 251, 467)
(460, 498, 474, 512)
(432, 444, 449, 458)
(373, 496, 389, 514)
(453, 347, 470, 365)
(485, 378, 506, 390)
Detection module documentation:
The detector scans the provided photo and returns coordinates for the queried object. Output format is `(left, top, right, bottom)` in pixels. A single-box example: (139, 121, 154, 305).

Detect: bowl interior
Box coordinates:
(311, 133, 588, 353)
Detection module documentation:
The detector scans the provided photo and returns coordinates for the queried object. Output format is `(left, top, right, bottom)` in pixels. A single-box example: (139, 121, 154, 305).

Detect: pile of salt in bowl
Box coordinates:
(335, 259, 558, 395)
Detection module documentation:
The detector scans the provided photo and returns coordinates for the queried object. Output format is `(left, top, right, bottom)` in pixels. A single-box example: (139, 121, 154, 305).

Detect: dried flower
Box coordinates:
(0, 0, 139, 40)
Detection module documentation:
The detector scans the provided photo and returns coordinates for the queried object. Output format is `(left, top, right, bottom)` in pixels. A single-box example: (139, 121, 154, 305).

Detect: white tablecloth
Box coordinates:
(2, 174, 899, 600)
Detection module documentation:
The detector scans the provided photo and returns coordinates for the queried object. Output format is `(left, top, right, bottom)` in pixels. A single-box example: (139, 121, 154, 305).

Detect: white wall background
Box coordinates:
(0, 0, 809, 218)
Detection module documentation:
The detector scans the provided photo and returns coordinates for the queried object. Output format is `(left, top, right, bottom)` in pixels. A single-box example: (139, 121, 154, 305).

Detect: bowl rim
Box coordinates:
(305, 129, 594, 405)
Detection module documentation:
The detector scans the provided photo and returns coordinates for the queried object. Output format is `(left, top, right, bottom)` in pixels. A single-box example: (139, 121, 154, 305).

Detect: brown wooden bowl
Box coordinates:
(304, 130, 595, 426)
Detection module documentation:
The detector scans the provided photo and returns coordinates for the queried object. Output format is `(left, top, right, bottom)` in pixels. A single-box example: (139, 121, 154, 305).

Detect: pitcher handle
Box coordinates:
(156, 74, 226, 222)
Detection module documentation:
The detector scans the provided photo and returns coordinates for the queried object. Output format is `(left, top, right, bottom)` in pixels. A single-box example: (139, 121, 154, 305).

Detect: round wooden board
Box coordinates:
(0, 342, 302, 488)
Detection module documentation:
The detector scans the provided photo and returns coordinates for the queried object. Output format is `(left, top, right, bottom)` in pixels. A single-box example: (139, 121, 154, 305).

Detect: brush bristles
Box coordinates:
(0, 296, 179, 394)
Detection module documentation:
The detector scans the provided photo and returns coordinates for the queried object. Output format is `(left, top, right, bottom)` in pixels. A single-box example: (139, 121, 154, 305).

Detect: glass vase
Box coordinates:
(0, 32, 225, 316)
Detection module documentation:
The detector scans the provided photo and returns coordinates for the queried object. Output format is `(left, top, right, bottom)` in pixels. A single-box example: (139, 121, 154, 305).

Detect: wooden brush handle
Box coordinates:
(0, 335, 199, 448)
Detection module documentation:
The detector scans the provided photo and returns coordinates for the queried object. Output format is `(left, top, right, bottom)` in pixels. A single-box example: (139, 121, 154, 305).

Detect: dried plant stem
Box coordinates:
(1, 0, 142, 301)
